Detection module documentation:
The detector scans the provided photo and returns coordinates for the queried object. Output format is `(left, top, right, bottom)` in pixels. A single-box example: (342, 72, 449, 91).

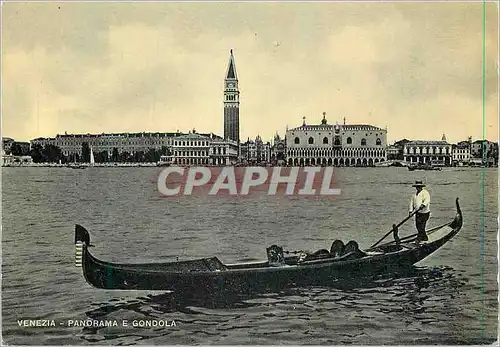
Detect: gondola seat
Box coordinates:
(330, 240, 345, 258)
(267, 245, 287, 267)
(342, 240, 368, 259)
(203, 257, 227, 271)
(302, 249, 330, 262)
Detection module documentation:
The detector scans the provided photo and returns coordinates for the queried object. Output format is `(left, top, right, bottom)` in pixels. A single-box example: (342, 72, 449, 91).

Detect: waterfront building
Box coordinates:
(239, 136, 271, 164)
(30, 137, 56, 148)
(211, 136, 239, 165)
(471, 139, 497, 158)
(170, 131, 238, 166)
(285, 113, 387, 166)
(469, 139, 498, 166)
(387, 139, 411, 160)
(32, 132, 174, 159)
(2, 137, 15, 155)
(452, 140, 471, 165)
(30, 130, 238, 165)
(270, 133, 286, 165)
(2, 138, 30, 156)
(171, 131, 211, 165)
(386, 145, 400, 161)
(2, 154, 33, 166)
(223, 50, 240, 143)
(403, 135, 452, 166)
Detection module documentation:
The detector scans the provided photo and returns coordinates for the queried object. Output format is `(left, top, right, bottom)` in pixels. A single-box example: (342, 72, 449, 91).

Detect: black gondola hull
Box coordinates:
(76, 198, 463, 292)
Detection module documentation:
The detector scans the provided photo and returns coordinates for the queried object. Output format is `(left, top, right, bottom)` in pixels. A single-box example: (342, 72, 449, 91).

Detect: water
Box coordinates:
(1, 167, 497, 345)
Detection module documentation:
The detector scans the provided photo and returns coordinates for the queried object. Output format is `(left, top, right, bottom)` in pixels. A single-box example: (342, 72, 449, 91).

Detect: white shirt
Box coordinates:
(409, 188, 431, 214)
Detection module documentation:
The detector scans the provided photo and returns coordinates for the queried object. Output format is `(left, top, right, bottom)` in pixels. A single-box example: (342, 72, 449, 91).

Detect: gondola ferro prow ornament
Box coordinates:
(74, 224, 93, 267)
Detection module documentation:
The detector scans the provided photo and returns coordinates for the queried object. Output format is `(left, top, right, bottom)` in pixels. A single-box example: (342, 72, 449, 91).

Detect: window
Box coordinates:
(334, 138, 341, 146)
(347, 137, 352, 144)
(294, 137, 300, 144)
(376, 138, 382, 146)
(361, 138, 367, 146)
(308, 137, 314, 144)
(323, 137, 328, 144)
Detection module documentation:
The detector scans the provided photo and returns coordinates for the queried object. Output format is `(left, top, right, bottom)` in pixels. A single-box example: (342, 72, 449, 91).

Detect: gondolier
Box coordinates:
(409, 180, 431, 241)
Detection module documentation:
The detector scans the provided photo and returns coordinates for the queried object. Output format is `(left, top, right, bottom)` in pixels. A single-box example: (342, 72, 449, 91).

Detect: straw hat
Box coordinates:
(412, 180, 426, 187)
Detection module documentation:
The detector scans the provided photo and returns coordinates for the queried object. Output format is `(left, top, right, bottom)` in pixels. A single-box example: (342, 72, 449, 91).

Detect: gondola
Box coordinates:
(408, 163, 442, 171)
(74, 198, 462, 292)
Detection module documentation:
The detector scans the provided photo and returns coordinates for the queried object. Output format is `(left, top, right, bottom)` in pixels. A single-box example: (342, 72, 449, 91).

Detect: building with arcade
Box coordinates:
(285, 113, 387, 166)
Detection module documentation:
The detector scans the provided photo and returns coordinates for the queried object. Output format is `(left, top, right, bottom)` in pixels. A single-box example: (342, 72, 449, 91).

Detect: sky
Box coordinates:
(1, 2, 498, 144)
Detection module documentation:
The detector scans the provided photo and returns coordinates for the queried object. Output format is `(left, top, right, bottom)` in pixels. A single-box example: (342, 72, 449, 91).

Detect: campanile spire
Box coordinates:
(224, 49, 240, 143)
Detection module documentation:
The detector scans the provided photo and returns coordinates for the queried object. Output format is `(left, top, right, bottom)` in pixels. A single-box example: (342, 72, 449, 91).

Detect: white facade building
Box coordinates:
(169, 132, 238, 166)
(171, 133, 211, 165)
(285, 114, 387, 166)
(210, 136, 239, 166)
(403, 140, 453, 166)
(452, 141, 471, 164)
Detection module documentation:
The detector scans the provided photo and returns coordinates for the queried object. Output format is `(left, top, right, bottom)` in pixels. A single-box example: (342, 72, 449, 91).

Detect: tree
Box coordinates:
(81, 142, 90, 163)
(145, 148, 161, 162)
(42, 144, 62, 162)
(96, 151, 108, 163)
(154, 149, 161, 162)
(30, 144, 44, 163)
(10, 143, 22, 156)
(145, 148, 155, 162)
(119, 151, 131, 162)
(111, 147, 119, 162)
(133, 151, 145, 162)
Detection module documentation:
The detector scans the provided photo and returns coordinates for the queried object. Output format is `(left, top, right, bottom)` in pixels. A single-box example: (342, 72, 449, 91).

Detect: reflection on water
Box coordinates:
(81, 266, 469, 345)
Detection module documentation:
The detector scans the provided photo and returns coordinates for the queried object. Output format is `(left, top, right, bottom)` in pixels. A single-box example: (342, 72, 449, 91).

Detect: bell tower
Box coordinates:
(224, 49, 240, 143)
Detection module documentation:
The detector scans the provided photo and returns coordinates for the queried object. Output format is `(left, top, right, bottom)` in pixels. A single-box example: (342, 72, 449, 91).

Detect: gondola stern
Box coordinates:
(449, 197, 463, 231)
(75, 224, 91, 245)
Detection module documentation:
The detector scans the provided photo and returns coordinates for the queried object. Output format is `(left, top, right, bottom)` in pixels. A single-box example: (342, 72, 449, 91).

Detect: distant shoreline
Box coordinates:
(1, 163, 159, 168)
(2, 163, 497, 169)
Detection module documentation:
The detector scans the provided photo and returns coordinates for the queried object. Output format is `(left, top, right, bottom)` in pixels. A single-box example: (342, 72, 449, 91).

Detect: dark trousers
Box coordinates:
(415, 212, 430, 241)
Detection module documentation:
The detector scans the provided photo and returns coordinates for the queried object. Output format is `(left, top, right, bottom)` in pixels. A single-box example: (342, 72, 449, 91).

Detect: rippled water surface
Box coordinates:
(1, 167, 498, 345)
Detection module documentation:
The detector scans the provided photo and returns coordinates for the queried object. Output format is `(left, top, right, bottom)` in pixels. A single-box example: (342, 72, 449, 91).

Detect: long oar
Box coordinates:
(369, 206, 424, 249)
